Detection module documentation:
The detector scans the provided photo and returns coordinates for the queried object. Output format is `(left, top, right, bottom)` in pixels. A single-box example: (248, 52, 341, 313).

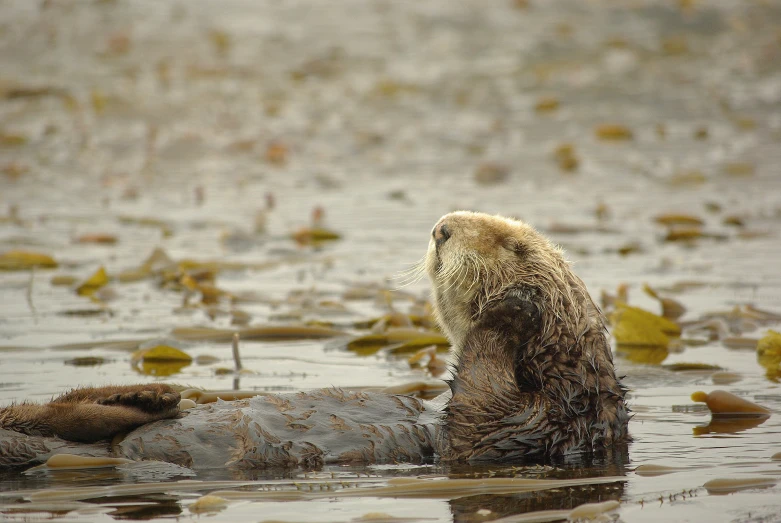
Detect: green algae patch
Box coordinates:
(0, 250, 57, 271)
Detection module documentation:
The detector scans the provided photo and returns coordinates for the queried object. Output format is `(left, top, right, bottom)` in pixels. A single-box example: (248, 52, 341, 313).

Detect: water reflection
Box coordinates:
(692, 415, 769, 436)
(448, 450, 629, 521)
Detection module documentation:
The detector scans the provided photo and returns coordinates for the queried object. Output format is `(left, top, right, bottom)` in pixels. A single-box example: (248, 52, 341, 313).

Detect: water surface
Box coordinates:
(1, 0, 780, 521)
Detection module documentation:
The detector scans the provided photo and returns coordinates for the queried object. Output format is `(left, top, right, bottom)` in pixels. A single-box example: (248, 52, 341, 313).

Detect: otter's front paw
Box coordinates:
(97, 389, 180, 413)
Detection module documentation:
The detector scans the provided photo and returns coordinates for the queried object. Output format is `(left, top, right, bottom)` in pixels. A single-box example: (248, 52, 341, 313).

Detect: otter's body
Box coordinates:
(119, 389, 438, 469)
(0, 212, 629, 470)
(0, 388, 442, 470)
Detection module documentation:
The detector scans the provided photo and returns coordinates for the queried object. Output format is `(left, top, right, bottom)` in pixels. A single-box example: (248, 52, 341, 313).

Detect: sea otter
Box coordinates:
(0, 212, 629, 469)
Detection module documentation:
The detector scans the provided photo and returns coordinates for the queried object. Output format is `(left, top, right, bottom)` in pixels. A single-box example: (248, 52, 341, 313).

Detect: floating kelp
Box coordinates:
(757, 330, 781, 381)
(703, 477, 777, 495)
(643, 283, 686, 320)
(610, 303, 681, 348)
(131, 343, 192, 377)
(50, 275, 78, 286)
(615, 345, 669, 365)
(552, 143, 579, 172)
(534, 96, 559, 113)
(0, 250, 57, 271)
(690, 390, 770, 417)
(64, 356, 107, 367)
(668, 169, 707, 187)
(74, 234, 118, 245)
(117, 216, 173, 237)
(614, 242, 643, 256)
(653, 213, 704, 227)
(594, 124, 633, 141)
(189, 495, 228, 514)
(44, 454, 133, 470)
(195, 354, 220, 365)
(172, 325, 347, 342)
(207, 475, 627, 501)
(662, 363, 722, 372)
(661, 225, 728, 242)
(711, 372, 742, 385)
(291, 227, 342, 246)
(24, 480, 259, 502)
(567, 500, 620, 520)
(132, 344, 192, 362)
(57, 308, 110, 317)
(75, 266, 109, 297)
(180, 389, 269, 404)
(48, 339, 143, 353)
(634, 464, 695, 477)
(346, 328, 449, 356)
(354, 312, 425, 330)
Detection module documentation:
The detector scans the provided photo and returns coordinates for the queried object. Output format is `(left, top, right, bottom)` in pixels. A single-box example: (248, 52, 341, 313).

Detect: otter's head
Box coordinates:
(426, 211, 595, 353)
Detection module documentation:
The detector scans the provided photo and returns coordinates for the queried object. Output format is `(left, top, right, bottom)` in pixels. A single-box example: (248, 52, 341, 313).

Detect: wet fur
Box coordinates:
(0, 384, 180, 443)
(428, 212, 630, 460)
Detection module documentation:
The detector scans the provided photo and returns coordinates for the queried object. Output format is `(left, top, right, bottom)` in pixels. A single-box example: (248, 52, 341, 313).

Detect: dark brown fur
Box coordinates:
(0, 384, 180, 443)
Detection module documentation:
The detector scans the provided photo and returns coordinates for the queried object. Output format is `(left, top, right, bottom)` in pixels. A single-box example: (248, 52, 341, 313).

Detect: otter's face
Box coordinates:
(425, 211, 563, 352)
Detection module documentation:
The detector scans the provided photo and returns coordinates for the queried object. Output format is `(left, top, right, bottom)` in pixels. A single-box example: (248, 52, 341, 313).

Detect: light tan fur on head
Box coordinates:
(426, 211, 596, 354)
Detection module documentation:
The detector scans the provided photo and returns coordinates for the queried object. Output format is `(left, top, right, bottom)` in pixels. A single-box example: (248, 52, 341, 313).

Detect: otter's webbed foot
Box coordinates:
(54, 384, 179, 410)
(477, 286, 541, 347)
(1, 384, 181, 443)
(96, 388, 180, 413)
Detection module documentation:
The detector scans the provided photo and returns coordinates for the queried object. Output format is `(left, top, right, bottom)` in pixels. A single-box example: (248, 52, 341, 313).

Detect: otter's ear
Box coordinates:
(504, 237, 530, 258)
(476, 286, 541, 348)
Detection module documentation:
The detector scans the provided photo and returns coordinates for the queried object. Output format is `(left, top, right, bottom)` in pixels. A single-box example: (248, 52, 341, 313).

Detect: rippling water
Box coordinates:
(1, 0, 780, 521)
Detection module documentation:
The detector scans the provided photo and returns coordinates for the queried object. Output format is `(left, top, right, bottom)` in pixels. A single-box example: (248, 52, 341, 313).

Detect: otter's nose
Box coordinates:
(433, 222, 451, 246)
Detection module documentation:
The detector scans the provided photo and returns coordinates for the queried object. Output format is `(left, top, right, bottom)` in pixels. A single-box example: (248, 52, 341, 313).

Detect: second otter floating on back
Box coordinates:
(0, 211, 629, 469)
